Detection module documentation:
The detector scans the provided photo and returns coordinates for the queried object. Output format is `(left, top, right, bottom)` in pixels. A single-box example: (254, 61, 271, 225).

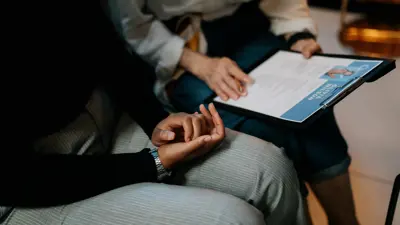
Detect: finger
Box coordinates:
(175, 129, 186, 142)
(199, 104, 213, 128)
(191, 116, 203, 140)
(235, 79, 247, 96)
(223, 75, 246, 97)
(208, 103, 225, 136)
(312, 43, 322, 54)
(218, 80, 239, 100)
(290, 41, 304, 52)
(303, 43, 321, 59)
(227, 63, 253, 84)
(215, 87, 229, 101)
(153, 128, 175, 146)
(161, 113, 189, 129)
(194, 113, 208, 135)
(182, 117, 193, 142)
(161, 129, 176, 141)
(302, 46, 313, 59)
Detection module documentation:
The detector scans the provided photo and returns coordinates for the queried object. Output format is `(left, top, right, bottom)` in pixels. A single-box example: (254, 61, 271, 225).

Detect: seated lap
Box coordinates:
(169, 2, 350, 185)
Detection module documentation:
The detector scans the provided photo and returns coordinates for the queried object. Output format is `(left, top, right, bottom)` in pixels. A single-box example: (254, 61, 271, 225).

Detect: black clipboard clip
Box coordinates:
(319, 77, 360, 109)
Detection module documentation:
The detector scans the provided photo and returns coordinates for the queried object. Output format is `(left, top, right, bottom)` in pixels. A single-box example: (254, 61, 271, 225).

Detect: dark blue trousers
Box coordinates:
(169, 2, 350, 192)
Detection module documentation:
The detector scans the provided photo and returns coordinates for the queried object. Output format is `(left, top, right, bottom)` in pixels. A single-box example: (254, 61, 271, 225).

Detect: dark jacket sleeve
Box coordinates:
(0, 145, 157, 207)
(102, 5, 169, 138)
(0, 2, 164, 208)
(98, 6, 170, 137)
(107, 78, 170, 138)
(104, 52, 170, 138)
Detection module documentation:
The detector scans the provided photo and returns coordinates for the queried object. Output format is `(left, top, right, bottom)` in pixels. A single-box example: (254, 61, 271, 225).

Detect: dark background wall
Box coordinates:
(308, 0, 400, 15)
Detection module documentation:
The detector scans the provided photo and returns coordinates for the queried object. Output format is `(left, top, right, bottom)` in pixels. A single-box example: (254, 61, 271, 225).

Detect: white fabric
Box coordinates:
(108, 0, 318, 105)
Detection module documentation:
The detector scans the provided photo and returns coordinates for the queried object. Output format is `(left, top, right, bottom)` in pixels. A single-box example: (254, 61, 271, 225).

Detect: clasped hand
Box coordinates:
(151, 103, 225, 169)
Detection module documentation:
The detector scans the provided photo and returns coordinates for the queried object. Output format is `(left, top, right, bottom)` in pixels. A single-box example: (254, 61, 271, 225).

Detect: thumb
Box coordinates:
(302, 48, 312, 59)
(302, 42, 320, 59)
(153, 128, 175, 146)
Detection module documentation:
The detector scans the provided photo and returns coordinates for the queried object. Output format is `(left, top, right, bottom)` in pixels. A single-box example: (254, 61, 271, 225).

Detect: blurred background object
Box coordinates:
(385, 174, 399, 225)
(309, 0, 400, 57)
(305, 3, 399, 225)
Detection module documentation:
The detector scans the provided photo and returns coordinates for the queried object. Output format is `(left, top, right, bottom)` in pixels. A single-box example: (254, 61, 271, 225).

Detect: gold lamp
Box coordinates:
(339, 0, 400, 57)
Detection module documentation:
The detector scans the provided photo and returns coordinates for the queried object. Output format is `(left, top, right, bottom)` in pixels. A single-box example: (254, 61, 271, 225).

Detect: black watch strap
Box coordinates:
(287, 31, 316, 47)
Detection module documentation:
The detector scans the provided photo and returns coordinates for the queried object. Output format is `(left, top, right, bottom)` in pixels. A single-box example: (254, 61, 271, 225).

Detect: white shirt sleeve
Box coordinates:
(114, 0, 185, 80)
(259, 0, 317, 36)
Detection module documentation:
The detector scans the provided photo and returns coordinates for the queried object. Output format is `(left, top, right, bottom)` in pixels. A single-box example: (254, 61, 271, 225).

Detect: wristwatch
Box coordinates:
(149, 148, 172, 181)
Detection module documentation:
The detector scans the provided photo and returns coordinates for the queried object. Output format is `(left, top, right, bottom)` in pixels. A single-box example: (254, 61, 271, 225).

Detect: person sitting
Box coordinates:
(0, 3, 307, 225)
(108, 0, 360, 224)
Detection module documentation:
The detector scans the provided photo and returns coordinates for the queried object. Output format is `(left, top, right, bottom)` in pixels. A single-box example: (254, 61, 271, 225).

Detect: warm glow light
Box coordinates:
(344, 28, 400, 43)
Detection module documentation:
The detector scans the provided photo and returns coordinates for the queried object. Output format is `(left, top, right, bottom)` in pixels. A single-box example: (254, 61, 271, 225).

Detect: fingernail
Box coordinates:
(167, 131, 174, 140)
(247, 80, 254, 86)
(242, 91, 247, 96)
(204, 136, 212, 142)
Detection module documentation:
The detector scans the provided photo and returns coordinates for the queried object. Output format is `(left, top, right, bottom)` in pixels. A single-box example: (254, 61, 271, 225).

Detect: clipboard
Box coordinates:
(210, 48, 396, 129)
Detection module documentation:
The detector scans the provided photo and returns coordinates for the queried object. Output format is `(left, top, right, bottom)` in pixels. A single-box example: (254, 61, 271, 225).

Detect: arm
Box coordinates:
(111, 0, 185, 80)
(179, 48, 210, 78)
(103, 44, 170, 137)
(259, 0, 317, 37)
(0, 144, 157, 207)
(107, 70, 170, 138)
(97, 6, 170, 137)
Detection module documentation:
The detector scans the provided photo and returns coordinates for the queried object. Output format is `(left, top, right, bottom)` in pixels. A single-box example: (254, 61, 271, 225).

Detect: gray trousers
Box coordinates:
(3, 88, 307, 225)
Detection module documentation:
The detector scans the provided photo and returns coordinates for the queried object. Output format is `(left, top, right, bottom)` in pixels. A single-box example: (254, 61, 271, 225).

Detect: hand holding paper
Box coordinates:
(214, 51, 384, 124)
(290, 38, 322, 59)
(179, 48, 253, 101)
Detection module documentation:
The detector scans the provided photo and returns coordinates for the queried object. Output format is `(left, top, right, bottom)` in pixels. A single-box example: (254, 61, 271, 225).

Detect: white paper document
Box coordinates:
(214, 51, 382, 123)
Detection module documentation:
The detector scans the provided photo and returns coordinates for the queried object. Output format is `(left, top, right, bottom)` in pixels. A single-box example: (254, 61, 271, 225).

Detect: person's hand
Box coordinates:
(186, 103, 225, 159)
(290, 38, 322, 59)
(157, 103, 225, 169)
(179, 49, 253, 102)
(196, 57, 253, 101)
(152, 112, 209, 147)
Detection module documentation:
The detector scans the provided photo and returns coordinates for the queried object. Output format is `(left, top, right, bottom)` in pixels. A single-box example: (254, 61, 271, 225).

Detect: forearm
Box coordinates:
(105, 55, 170, 137)
(179, 48, 209, 80)
(0, 149, 157, 207)
(114, 0, 185, 79)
